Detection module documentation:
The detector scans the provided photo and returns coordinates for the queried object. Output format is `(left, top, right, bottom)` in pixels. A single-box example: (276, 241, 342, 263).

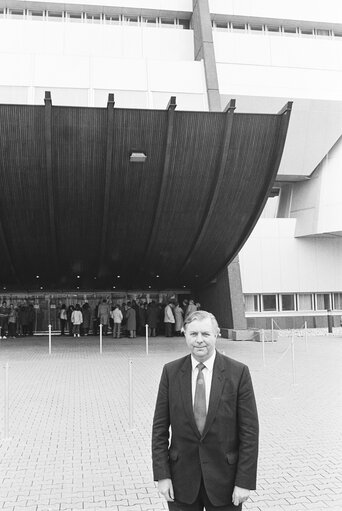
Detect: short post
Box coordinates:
(261, 329, 266, 367)
(271, 318, 274, 344)
(4, 362, 9, 439)
(304, 321, 308, 352)
(99, 323, 103, 354)
(48, 324, 52, 355)
(128, 359, 134, 430)
(145, 324, 149, 355)
(291, 330, 296, 385)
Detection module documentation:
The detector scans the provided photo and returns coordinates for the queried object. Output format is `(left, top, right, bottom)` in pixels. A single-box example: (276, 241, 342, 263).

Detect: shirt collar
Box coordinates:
(191, 350, 216, 372)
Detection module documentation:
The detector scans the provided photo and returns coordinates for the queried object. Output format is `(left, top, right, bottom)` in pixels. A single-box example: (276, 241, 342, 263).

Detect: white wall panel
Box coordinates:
(151, 92, 207, 110)
(34, 54, 90, 88)
(240, 219, 342, 293)
(94, 89, 149, 108)
(0, 54, 34, 86)
(0, 86, 28, 104)
(91, 58, 147, 90)
(148, 61, 205, 93)
(209, 0, 342, 24)
(34, 87, 89, 106)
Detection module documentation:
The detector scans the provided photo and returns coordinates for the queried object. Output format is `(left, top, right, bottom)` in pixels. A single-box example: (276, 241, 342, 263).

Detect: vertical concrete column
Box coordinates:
(192, 0, 246, 329)
(192, 0, 221, 112)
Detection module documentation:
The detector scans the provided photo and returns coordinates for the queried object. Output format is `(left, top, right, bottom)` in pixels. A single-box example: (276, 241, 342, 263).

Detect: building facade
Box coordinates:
(0, 0, 341, 329)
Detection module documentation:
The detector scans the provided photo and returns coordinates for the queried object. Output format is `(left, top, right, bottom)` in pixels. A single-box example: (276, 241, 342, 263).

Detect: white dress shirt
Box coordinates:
(191, 351, 216, 412)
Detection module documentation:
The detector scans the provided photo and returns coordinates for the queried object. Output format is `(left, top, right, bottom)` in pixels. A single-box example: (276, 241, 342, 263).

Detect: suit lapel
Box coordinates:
(179, 355, 201, 438)
(202, 351, 226, 437)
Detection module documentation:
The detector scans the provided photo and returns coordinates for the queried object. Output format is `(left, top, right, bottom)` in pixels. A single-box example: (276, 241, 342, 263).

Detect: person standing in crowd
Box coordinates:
(185, 299, 197, 320)
(92, 303, 99, 335)
(8, 304, 17, 338)
(67, 305, 74, 336)
(138, 302, 147, 336)
(152, 310, 259, 510)
(174, 303, 184, 336)
(126, 301, 136, 338)
(59, 304, 67, 335)
(82, 302, 91, 336)
(20, 300, 30, 336)
(112, 305, 123, 339)
(98, 299, 110, 335)
(0, 300, 9, 339)
(164, 302, 175, 337)
(71, 304, 83, 338)
(147, 300, 159, 337)
(28, 303, 35, 336)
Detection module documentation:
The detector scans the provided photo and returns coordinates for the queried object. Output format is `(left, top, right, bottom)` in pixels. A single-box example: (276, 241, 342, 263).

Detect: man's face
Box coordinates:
(184, 317, 218, 362)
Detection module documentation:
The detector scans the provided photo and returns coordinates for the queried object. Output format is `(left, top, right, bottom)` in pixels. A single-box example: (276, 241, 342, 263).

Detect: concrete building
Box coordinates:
(0, 0, 341, 330)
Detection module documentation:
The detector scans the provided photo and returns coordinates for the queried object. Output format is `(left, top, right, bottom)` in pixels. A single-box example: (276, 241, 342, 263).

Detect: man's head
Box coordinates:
(183, 310, 220, 362)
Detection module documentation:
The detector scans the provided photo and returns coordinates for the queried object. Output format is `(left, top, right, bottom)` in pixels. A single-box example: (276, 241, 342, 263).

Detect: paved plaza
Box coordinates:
(0, 332, 341, 511)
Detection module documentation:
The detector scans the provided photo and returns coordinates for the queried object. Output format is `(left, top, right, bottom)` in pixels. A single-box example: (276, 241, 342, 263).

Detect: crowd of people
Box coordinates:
(60, 298, 201, 339)
(0, 300, 36, 338)
(0, 297, 201, 339)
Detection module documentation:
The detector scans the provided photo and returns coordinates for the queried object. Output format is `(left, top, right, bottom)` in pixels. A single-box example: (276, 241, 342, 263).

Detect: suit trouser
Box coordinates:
(168, 479, 242, 511)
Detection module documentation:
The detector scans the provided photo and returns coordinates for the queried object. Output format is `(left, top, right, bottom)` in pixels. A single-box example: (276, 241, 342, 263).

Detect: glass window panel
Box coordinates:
(68, 12, 82, 21)
(316, 293, 331, 310)
(333, 30, 342, 37)
(48, 12, 63, 21)
(104, 15, 120, 24)
(142, 16, 157, 25)
(160, 18, 175, 27)
(281, 294, 295, 311)
(232, 22, 246, 31)
(245, 295, 259, 312)
(298, 294, 313, 311)
(215, 21, 228, 30)
(178, 19, 190, 29)
(250, 24, 263, 32)
(262, 295, 277, 311)
(267, 25, 281, 33)
(300, 28, 313, 35)
(333, 293, 342, 310)
(315, 28, 330, 36)
(283, 26, 297, 34)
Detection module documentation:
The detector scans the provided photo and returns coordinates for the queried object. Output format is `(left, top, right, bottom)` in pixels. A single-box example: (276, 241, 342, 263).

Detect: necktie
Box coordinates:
(194, 362, 206, 434)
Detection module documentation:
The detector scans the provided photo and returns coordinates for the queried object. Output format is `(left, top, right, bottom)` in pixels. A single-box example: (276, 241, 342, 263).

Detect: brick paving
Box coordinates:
(0, 333, 341, 510)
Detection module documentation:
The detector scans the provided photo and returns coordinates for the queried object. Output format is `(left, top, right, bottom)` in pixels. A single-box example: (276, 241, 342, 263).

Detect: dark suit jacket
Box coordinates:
(152, 351, 259, 506)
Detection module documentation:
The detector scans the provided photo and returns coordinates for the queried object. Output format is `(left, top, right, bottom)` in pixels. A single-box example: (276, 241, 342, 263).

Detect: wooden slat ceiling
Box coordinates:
(0, 98, 291, 291)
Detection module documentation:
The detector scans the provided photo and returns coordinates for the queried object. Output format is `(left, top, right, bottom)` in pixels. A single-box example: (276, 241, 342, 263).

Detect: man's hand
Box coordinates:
(232, 486, 250, 506)
(158, 478, 174, 502)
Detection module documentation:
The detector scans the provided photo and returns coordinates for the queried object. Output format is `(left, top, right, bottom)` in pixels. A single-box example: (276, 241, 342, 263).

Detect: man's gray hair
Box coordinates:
(183, 310, 220, 336)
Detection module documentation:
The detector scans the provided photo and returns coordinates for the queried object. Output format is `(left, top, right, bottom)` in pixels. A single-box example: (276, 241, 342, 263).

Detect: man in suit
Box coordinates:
(152, 310, 259, 510)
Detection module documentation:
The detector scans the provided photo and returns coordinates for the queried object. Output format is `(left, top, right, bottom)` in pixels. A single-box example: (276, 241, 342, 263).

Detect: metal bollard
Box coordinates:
(48, 324, 52, 355)
(99, 324, 103, 354)
(291, 330, 296, 385)
(128, 359, 134, 430)
(145, 324, 149, 355)
(261, 329, 266, 367)
(4, 362, 10, 440)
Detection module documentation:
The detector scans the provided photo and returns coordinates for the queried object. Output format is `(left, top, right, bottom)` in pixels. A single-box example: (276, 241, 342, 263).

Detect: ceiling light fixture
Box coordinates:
(129, 151, 147, 163)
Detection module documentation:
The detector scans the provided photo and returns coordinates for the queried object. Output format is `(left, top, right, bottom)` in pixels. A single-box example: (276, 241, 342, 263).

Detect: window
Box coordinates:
(315, 28, 330, 37)
(160, 18, 175, 28)
(9, 9, 24, 18)
(316, 293, 331, 310)
(298, 294, 313, 311)
(245, 295, 259, 312)
(142, 16, 157, 26)
(104, 14, 121, 24)
(178, 19, 190, 29)
(261, 295, 277, 312)
(214, 21, 228, 30)
(123, 16, 139, 25)
(231, 22, 246, 32)
(266, 25, 281, 34)
(333, 293, 342, 310)
(67, 12, 82, 22)
(85, 13, 101, 23)
(48, 11, 63, 21)
(300, 28, 313, 36)
(283, 26, 298, 35)
(333, 30, 342, 37)
(249, 24, 263, 32)
(280, 294, 296, 311)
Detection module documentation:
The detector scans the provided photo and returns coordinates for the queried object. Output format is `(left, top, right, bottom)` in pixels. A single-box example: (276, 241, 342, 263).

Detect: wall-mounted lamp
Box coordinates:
(129, 151, 147, 163)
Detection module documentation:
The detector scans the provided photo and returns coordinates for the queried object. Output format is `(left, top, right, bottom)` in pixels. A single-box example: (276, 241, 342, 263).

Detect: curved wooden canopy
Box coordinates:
(0, 96, 291, 291)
